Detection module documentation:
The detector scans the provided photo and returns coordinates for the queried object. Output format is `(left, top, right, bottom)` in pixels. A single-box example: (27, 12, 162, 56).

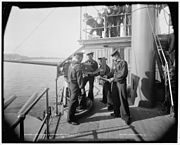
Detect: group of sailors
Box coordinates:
(83, 5, 132, 38)
(61, 49, 131, 125)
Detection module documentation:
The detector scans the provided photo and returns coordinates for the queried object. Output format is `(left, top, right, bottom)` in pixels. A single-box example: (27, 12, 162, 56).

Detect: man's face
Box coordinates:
(112, 56, 117, 62)
(79, 55, 83, 62)
(98, 59, 102, 65)
(87, 54, 93, 59)
(102, 59, 107, 65)
(76, 55, 83, 63)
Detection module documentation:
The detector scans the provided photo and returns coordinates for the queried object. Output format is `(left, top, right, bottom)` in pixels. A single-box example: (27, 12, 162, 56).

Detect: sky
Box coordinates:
(4, 4, 172, 58)
(4, 6, 102, 58)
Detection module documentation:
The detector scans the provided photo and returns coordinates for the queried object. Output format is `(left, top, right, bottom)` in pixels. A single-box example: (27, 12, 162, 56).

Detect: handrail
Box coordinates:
(156, 38, 174, 107)
(11, 88, 50, 141)
(18, 88, 49, 118)
(83, 12, 131, 21)
(4, 95, 17, 109)
(33, 114, 48, 142)
(84, 24, 131, 31)
(82, 12, 131, 39)
(146, 7, 174, 108)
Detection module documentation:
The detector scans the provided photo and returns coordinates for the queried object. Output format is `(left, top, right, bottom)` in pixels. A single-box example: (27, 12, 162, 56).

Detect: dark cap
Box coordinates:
(98, 57, 102, 60)
(74, 52, 84, 56)
(101, 57, 107, 60)
(86, 52, 94, 55)
(111, 49, 119, 56)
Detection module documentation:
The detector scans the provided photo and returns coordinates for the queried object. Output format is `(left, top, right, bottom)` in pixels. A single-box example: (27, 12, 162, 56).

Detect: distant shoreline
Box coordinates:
(4, 53, 65, 61)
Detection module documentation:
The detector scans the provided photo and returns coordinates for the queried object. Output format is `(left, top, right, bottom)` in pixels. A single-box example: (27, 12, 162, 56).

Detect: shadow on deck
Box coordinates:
(43, 92, 177, 142)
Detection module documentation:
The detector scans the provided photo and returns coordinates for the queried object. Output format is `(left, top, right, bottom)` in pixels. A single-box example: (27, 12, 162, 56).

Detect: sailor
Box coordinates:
(113, 5, 124, 37)
(96, 12, 104, 38)
(108, 49, 131, 125)
(97, 57, 113, 110)
(67, 52, 85, 125)
(61, 57, 72, 107)
(83, 52, 98, 101)
(83, 13, 98, 37)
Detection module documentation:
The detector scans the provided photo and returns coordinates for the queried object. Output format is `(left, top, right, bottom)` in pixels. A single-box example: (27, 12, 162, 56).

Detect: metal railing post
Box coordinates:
(55, 77, 58, 115)
(104, 16, 106, 38)
(85, 6, 87, 40)
(19, 117, 25, 141)
(80, 7, 82, 40)
(45, 89, 49, 139)
(125, 13, 127, 36)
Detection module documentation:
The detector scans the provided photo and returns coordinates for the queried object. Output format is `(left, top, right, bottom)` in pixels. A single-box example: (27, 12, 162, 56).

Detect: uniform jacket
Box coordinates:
(108, 59, 128, 83)
(99, 64, 110, 77)
(68, 61, 84, 89)
(99, 64, 111, 85)
(84, 59, 98, 72)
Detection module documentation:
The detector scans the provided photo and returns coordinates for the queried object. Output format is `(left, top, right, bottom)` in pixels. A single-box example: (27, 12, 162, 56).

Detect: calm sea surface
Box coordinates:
(3, 61, 63, 118)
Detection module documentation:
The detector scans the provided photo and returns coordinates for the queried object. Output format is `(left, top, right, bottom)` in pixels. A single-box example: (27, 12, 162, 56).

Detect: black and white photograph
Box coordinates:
(2, 1, 178, 143)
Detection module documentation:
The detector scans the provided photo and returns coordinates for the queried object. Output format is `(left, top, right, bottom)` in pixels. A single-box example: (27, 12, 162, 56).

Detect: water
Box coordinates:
(3, 61, 63, 118)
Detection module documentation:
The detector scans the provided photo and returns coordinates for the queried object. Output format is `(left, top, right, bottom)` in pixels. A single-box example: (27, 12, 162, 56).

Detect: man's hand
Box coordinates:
(81, 89, 85, 95)
(96, 75, 101, 79)
(103, 75, 108, 78)
(109, 78, 114, 83)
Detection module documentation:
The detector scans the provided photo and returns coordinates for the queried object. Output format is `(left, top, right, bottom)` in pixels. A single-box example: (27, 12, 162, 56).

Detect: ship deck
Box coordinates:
(45, 87, 176, 142)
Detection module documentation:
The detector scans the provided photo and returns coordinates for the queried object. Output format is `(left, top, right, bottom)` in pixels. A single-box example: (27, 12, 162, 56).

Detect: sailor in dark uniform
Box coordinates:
(83, 52, 98, 101)
(108, 49, 131, 125)
(67, 52, 84, 125)
(97, 57, 114, 110)
(61, 57, 72, 107)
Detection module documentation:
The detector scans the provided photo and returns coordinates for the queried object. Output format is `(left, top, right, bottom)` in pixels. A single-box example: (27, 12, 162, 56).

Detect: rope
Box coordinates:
(13, 8, 56, 52)
(93, 6, 99, 13)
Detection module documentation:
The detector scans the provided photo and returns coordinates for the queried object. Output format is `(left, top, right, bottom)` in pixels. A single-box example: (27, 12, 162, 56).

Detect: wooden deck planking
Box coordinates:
(47, 90, 176, 142)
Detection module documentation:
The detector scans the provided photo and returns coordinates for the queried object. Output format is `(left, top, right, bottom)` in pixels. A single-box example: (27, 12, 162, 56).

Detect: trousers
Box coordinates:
(112, 82, 130, 121)
(83, 76, 95, 100)
(67, 82, 80, 122)
(103, 82, 113, 107)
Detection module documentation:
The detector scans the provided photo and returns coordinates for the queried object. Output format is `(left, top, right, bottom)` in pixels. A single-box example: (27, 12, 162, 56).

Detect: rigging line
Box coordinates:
(13, 8, 56, 52)
(146, 6, 162, 51)
(147, 6, 169, 64)
(146, 6, 165, 65)
(93, 6, 100, 13)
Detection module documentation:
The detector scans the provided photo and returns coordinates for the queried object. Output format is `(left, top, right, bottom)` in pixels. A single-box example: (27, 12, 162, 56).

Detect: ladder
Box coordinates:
(146, 7, 174, 116)
(155, 35, 174, 116)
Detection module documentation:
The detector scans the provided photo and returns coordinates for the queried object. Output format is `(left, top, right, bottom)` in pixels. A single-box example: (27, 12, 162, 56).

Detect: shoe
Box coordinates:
(77, 106, 86, 111)
(67, 121, 80, 125)
(107, 105, 113, 111)
(125, 119, 131, 125)
(100, 100, 106, 104)
(88, 97, 94, 101)
(110, 113, 121, 118)
(124, 117, 131, 125)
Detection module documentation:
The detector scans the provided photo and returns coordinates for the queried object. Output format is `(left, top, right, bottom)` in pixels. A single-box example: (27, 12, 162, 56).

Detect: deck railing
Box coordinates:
(4, 95, 17, 109)
(10, 88, 50, 141)
(81, 12, 132, 40)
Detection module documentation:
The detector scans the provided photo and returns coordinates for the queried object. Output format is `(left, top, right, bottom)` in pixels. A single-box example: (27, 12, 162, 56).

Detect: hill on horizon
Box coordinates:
(4, 53, 65, 61)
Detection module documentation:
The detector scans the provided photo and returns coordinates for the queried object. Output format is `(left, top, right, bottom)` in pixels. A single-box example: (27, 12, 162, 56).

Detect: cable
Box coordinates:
(13, 8, 56, 52)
